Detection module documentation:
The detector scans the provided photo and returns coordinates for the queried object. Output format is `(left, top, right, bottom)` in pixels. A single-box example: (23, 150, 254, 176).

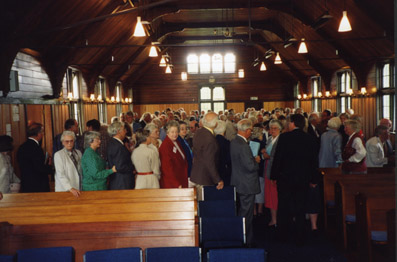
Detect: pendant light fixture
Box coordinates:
(149, 43, 158, 57)
(260, 62, 267, 71)
(133, 16, 146, 37)
(159, 56, 167, 67)
(298, 38, 308, 53)
(274, 52, 282, 64)
(165, 65, 172, 74)
(338, 11, 352, 32)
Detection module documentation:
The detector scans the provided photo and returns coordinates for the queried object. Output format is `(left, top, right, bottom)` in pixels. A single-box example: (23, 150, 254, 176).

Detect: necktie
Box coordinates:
(69, 150, 82, 190)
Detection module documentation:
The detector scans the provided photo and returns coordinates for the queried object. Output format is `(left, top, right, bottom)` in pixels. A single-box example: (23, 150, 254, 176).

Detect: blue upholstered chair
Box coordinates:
(84, 247, 142, 262)
(145, 247, 200, 262)
(207, 248, 266, 262)
(17, 246, 74, 262)
(0, 255, 14, 262)
(202, 186, 236, 201)
(198, 200, 236, 217)
(200, 217, 245, 249)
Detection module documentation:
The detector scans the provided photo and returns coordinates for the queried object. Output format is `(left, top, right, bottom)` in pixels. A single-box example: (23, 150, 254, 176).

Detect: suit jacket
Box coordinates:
(54, 148, 82, 191)
(230, 135, 260, 195)
(107, 138, 135, 190)
(264, 136, 279, 179)
(307, 124, 321, 148)
(177, 136, 193, 177)
(216, 134, 232, 186)
(270, 128, 319, 188)
(17, 138, 53, 192)
(190, 127, 221, 185)
(159, 136, 188, 188)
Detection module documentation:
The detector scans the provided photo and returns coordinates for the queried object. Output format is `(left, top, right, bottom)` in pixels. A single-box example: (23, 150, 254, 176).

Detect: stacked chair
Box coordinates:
(207, 248, 266, 262)
(17, 246, 74, 262)
(84, 247, 142, 262)
(145, 247, 201, 262)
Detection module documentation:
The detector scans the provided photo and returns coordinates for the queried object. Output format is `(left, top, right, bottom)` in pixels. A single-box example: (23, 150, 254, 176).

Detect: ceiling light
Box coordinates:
(181, 72, 187, 81)
(274, 52, 282, 64)
(298, 38, 308, 54)
(149, 44, 158, 57)
(338, 11, 352, 32)
(260, 62, 267, 71)
(238, 69, 244, 78)
(165, 65, 172, 74)
(159, 56, 166, 67)
(133, 16, 146, 37)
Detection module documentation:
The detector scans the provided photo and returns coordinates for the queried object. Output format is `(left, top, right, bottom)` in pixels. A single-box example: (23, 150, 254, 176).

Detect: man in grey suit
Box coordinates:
(230, 119, 261, 246)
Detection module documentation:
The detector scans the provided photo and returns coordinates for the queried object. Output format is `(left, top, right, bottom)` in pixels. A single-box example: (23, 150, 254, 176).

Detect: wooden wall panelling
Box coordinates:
(107, 104, 117, 124)
(134, 104, 198, 117)
(352, 97, 376, 140)
(83, 104, 99, 125)
(300, 101, 312, 113)
(321, 99, 337, 113)
(51, 104, 70, 141)
(226, 103, 244, 114)
(121, 105, 130, 113)
(262, 101, 294, 112)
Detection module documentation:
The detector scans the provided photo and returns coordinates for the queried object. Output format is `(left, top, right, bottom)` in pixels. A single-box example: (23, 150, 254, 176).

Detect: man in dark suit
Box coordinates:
(230, 119, 260, 246)
(17, 123, 54, 192)
(271, 114, 319, 245)
(139, 112, 152, 129)
(107, 121, 135, 190)
(190, 112, 224, 198)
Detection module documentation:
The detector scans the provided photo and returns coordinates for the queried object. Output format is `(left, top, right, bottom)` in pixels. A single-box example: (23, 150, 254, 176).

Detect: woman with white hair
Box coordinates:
(319, 117, 343, 168)
(132, 130, 161, 189)
(214, 120, 232, 186)
(144, 123, 162, 150)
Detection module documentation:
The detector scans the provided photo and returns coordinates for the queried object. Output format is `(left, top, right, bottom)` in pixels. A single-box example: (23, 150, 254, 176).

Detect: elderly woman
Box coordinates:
(319, 117, 343, 168)
(0, 135, 20, 194)
(145, 123, 162, 149)
(214, 120, 232, 186)
(177, 121, 193, 182)
(159, 120, 188, 188)
(54, 131, 82, 197)
(107, 121, 135, 190)
(132, 130, 161, 189)
(342, 120, 367, 174)
(251, 123, 266, 217)
(263, 119, 282, 227)
(81, 131, 116, 191)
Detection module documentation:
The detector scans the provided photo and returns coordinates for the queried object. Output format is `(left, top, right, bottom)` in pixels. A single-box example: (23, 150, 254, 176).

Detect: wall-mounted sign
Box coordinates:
(250, 97, 258, 100)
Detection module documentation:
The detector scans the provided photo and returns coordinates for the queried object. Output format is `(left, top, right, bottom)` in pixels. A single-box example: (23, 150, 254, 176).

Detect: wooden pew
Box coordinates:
(355, 194, 395, 262)
(0, 189, 198, 262)
(320, 167, 394, 229)
(334, 179, 394, 249)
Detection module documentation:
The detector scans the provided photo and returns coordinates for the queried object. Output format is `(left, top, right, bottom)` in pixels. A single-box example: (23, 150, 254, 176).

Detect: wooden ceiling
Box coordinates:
(1, 0, 394, 100)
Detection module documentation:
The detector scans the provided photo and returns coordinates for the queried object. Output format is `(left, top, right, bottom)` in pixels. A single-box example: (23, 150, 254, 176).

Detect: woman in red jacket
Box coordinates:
(159, 120, 188, 188)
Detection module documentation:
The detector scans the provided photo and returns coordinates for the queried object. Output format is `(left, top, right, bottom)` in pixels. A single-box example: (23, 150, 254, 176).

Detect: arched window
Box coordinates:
(337, 70, 352, 113)
(377, 62, 395, 129)
(96, 77, 107, 124)
(212, 53, 223, 74)
(199, 86, 226, 112)
(224, 53, 236, 73)
(199, 54, 211, 74)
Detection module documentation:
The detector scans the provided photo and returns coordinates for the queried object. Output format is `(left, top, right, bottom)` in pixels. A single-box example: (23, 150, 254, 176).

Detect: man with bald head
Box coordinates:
(190, 112, 224, 198)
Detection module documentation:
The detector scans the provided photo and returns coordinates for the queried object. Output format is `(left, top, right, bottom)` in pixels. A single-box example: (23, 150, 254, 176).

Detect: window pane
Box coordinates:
(213, 102, 224, 113)
(187, 54, 199, 74)
(224, 53, 236, 73)
(346, 72, 351, 90)
(212, 54, 223, 73)
(313, 99, 318, 112)
(200, 54, 211, 74)
(72, 72, 79, 99)
(200, 87, 211, 100)
(340, 73, 346, 93)
(213, 87, 225, 101)
(312, 79, 318, 96)
(200, 103, 212, 112)
(383, 64, 390, 88)
(383, 95, 390, 119)
(340, 97, 345, 113)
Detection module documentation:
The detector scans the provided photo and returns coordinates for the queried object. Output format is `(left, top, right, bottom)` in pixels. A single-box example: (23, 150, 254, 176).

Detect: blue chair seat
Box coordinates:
(371, 231, 387, 242)
(145, 247, 200, 262)
(345, 214, 356, 223)
(17, 247, 74, 262)
(208, 248, 267, 262)
(200, 217, 245, 249)
(0, 255, 14, 262)
(84, 247, 142, 262)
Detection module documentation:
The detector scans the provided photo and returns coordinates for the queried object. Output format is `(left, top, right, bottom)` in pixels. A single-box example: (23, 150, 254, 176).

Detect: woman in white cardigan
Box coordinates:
(54, 131, 82, 197)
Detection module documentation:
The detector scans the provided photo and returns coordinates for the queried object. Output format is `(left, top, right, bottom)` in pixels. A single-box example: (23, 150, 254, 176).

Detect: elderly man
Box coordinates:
(107, 121, 135, 190)
(54, 130, 82, 197)
(225, 113, 237, 141)
(366, 125, 390, 167)
(342, 120, 367, 174)
(190, 112, 223, 197)
(140, 112, 152, 129)
(379, 118, 394, 157)
(230, 119, 260, 246)
(17, 123, 54, 192)
(126, 111, 141, 133)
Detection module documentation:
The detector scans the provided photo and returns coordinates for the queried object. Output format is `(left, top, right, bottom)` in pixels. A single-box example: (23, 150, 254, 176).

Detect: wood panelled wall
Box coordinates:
(83, 104, 99, 124)
(226, 103, 244, 114)
(262, 101, 294, 111)
(352, 97, 377, 140)
(132, 46, 295, 105)
(107, 104, 117, 124)
(134, 104, 199, 117)
(321, 99, 337, 113)
(300, 101, 312, 113)
(52, 104, 70, 139)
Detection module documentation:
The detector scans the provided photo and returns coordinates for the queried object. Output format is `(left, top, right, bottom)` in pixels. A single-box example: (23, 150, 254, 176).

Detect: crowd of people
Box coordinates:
(0, 106, 394, 245)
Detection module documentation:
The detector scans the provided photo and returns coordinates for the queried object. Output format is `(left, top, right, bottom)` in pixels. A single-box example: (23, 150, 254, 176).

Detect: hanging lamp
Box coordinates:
(274, 52, 282, 64)
(260, 62, 267, 71)
(298, 38, 308, 53)
(338, 11, 352, 32)
(133, 16, 146, 37)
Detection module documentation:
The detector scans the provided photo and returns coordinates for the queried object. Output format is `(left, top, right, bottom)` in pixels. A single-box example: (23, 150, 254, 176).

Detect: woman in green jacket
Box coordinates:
(81, 131, 116, 191)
